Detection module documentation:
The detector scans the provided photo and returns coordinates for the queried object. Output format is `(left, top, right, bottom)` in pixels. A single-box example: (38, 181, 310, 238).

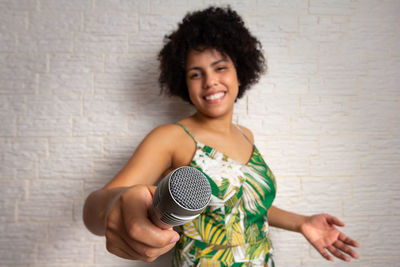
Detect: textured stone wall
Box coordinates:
(1, 0, 399, 266)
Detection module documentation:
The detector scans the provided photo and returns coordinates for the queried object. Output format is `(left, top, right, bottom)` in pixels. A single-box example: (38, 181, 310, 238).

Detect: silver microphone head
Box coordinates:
(152, 166, 211, 227)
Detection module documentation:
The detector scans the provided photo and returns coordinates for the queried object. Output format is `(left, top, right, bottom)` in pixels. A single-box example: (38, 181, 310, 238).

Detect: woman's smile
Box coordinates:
(204, 91, 226, 102)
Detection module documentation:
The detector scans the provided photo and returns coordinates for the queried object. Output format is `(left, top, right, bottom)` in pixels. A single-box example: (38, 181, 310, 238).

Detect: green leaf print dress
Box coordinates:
(173, 124, 277, 267)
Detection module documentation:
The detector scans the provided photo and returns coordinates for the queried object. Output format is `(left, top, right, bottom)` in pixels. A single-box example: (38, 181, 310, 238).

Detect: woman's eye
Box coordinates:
(189, 73, 200, 79)
(216, 66, 227, 71)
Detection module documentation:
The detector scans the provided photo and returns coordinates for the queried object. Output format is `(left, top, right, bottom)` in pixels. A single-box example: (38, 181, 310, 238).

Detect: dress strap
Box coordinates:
(235, 124, 254, 145)
(176, 123, 197, 143)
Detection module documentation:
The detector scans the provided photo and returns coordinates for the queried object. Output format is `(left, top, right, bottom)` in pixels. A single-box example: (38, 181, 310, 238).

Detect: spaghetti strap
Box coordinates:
(176, 123, 197, 142)
(235, 124, 254, 145)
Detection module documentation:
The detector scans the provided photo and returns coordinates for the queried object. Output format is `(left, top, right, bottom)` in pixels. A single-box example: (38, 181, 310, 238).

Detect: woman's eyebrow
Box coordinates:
(187, 59, 228, 72)
(210, 58, 228, 66)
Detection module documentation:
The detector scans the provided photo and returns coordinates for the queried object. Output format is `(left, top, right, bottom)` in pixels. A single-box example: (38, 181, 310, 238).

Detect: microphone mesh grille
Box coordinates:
(169, 167, 211, 210)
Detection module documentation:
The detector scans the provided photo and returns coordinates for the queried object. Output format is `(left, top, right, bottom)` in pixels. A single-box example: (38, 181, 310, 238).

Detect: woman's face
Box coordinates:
(185, 48, 240, 119)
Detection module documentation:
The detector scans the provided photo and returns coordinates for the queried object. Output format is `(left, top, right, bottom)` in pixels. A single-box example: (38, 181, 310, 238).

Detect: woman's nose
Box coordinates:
(203, 72, 217, 89)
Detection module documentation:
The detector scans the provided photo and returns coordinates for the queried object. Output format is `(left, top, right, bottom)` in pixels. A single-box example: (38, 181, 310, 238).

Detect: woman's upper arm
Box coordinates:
(104, 124, 178, 189)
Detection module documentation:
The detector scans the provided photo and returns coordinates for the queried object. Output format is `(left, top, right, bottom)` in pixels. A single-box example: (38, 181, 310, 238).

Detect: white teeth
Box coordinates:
(205, 92, 225, 101)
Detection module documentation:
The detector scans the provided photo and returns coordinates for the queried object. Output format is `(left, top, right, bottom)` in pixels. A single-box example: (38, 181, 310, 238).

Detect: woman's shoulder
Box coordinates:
(139, 123, 191, 157)
(147, 123, 187, 140)
(148, 123, 196, 168)
(237, 124, 255, 143)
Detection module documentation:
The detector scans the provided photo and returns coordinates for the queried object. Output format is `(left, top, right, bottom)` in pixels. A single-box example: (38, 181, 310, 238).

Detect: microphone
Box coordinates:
(149, 166, 211, 229)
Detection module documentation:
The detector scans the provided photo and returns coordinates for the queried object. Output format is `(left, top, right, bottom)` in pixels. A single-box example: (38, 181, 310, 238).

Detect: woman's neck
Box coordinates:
(191, 112, 235, 135)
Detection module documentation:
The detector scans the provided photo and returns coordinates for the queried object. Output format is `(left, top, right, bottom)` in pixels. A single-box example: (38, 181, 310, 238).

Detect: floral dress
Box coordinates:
(173, 124, 277, 267)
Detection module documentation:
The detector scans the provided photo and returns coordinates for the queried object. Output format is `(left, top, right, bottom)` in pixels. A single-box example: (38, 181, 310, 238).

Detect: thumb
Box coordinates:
(327, 215, 345, 227)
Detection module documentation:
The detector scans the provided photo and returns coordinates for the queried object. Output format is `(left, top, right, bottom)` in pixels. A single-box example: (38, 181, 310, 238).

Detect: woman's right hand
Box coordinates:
(104, 184, 180, 262)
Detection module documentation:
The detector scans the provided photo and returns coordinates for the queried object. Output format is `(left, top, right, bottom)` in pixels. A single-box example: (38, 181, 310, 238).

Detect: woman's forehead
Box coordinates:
(186, 48, 230, 67)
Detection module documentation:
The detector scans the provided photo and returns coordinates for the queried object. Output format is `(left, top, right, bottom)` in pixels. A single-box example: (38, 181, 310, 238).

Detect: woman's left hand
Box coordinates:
(300, 214, 359, 262)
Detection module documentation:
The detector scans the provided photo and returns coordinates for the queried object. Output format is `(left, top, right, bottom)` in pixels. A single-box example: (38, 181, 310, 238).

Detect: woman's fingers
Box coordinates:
(313, 244, 333, 261)
(339, 232, 360, 247)
(106, 228, 175, 262)
(122, 185, 180, 248)
(125, 217, 180, 247)
(315, 239, 359, 262)
(106, 230, 144, 260)
(104, 185, 179, 261)
(105, 185, 179, 261)
(120, 228, 177, 260)
(327, 245, 350, 262)
(334, 240, 359, 259)
(130, 239, 177, 260)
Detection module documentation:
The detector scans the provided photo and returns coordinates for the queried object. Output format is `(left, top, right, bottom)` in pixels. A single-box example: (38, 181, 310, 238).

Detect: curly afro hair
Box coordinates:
(158, 6, 266, 104)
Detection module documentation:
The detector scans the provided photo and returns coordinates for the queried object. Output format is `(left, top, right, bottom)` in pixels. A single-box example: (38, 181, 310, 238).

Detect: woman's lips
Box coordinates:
(204, 92, 226, 102)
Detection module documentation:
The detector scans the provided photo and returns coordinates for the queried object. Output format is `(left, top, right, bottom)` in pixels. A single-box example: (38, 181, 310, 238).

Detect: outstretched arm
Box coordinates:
(268, 205, 359, 262)
(83, 125, 183, 262)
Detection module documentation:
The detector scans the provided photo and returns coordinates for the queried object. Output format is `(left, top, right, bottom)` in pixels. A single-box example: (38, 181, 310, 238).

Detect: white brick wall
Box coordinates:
(1, 0, 399, 266)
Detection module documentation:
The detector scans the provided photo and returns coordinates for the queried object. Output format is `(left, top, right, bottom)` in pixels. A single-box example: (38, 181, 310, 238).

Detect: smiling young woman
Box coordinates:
(83, 6, 359, 266)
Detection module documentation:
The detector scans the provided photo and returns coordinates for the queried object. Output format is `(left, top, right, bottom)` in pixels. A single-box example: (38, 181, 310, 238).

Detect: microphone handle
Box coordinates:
(148, 205, 173, 230)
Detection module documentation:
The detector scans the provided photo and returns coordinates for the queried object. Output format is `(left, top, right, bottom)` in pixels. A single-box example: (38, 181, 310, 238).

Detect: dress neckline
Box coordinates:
(195, 140, 256, 167)
(176, 122, 255, 166)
